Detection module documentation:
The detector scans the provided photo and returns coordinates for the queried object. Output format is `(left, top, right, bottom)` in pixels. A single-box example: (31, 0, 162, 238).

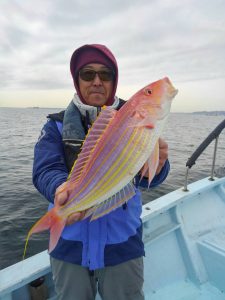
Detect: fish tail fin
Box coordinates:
(23, 207, 66, 259)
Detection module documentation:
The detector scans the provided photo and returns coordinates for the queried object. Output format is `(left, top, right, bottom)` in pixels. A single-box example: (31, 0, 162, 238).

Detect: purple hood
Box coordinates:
(70, 44, 118, 106)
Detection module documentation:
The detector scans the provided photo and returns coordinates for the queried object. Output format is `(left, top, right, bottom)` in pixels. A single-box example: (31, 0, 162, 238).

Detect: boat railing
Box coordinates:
(183, 118, 225, 191)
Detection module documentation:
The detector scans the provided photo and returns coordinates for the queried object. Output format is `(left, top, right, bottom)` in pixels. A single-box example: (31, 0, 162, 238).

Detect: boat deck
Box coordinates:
(145, 280, 225, 300)
(142, 176, 225, 299)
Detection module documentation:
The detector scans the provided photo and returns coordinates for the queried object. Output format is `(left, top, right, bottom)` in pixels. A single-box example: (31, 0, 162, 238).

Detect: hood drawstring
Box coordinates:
(97, 107, 101, 116)
(84, 107, 101, 133)
(85, 111, 91, 131)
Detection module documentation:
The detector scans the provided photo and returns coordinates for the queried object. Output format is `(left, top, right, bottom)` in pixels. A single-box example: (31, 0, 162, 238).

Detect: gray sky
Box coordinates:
(0, 0, 225, 112)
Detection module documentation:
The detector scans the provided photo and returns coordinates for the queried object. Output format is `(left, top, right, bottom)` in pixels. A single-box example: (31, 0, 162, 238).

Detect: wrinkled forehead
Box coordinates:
(81, 63, 113, 70)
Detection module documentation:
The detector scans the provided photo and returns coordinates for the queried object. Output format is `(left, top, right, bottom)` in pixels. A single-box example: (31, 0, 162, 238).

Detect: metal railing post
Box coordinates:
(183, 119, 225, 190)
(209, 136, 219, 181)
(183, 166, 190, 192)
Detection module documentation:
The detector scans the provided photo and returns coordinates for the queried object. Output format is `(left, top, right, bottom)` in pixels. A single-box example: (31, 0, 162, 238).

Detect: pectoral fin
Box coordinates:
(129, 116, 155, 129)
(129, 111, 156, 128)
(140, 141, 159, 187)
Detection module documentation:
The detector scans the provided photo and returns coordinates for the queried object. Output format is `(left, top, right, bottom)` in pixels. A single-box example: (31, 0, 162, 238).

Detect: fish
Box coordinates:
(23, 77, 178, 257)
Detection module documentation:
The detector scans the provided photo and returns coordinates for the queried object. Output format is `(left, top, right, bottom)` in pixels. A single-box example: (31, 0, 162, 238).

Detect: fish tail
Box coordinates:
(23, 207, 66, 259)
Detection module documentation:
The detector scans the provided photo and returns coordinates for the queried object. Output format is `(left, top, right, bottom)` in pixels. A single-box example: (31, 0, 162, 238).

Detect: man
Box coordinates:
(33, 44, 169, 300)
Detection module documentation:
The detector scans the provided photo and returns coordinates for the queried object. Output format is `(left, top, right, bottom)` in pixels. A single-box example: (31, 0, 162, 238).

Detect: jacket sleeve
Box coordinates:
(135, 159, 170, 188)
(32, 120, 68, 204)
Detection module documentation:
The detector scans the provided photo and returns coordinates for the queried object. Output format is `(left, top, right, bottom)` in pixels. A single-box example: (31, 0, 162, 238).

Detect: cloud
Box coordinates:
(0, 0, 225, 96)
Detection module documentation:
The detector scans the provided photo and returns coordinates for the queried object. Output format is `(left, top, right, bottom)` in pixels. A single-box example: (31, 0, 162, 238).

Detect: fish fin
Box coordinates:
(129, 116, 155, 128)
(67, 108, 117, 183)
(49, 213, 66, 253)
(140, 141, 159, 187)
(23, 207, 66, 259)
(83, 182, 136, 221)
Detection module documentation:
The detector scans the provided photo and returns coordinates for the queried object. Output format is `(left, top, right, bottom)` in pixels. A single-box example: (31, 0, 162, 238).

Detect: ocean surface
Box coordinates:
(0, 107, 225, 270)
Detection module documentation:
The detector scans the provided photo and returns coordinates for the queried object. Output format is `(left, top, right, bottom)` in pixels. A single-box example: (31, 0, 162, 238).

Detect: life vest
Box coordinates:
(48, 99, 125, 171)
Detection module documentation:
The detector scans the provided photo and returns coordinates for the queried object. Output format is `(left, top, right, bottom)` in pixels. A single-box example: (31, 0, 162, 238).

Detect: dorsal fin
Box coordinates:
(68, 107, 117, 183)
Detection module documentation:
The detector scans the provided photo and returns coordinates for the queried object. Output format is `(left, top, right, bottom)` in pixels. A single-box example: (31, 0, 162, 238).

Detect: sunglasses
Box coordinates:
(79, 69, 114, 82)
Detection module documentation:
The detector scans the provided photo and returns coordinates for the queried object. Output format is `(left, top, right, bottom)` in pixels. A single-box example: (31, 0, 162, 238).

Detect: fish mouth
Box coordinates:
(164, 77, 178, 98)
(170, 88, 178, 98)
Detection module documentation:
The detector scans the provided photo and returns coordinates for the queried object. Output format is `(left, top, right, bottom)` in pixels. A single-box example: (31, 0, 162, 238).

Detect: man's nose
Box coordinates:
(92, 73, 102, 85)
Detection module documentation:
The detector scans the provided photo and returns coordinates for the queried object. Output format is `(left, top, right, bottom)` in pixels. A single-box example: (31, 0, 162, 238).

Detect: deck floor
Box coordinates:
(144, 280, 225, 300)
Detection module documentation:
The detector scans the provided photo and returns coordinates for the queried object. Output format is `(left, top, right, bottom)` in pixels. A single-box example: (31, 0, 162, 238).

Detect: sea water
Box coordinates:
(0, 107, 224, 270)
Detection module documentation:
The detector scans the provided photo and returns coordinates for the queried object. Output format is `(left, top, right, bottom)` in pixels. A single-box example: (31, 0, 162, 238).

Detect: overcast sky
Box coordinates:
(0, 0, 225, 112)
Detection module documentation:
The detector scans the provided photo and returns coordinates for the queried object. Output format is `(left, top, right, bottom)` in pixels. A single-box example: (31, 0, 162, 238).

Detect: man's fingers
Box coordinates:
(158, 138, 168, 160)
(56, 181, 67, 193)
(54, 182, 87, 226)
(158, 137, 168, 150)
(155, 138, 169, 174)
(55, 182, 69, 206)
(66, 211, 86, 225)
(55, 190, 68, 206)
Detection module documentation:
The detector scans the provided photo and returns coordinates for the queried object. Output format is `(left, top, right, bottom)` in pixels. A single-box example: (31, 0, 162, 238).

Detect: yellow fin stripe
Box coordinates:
(87, 128, 149, 202)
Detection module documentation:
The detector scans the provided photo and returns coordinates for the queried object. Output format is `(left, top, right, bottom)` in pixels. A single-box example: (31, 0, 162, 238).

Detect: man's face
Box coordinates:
(78, 63, 114, 107)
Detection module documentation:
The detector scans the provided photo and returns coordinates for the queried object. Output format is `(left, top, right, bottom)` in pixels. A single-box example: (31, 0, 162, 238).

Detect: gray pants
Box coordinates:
(50, 257, 144, 300)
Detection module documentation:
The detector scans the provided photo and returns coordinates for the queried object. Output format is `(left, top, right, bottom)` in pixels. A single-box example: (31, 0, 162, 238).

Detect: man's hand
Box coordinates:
(54, 182, 85, 225)
(156, 138, 168, 174)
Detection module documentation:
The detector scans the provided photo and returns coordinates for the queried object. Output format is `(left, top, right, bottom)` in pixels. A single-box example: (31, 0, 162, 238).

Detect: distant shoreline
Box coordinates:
(192, 111, 225, 116)
(0, 106, 63, 110)
(0, 107, 225, 116)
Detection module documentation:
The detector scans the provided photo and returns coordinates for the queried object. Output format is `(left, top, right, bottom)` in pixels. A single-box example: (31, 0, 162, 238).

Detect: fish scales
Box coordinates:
(63, 124, 148, 213)
(62, 111, 138, 209)
(65, 107, 152, 207)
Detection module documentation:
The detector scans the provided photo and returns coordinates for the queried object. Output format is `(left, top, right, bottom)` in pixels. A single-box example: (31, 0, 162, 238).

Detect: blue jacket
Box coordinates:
(33, 115, 170, 270)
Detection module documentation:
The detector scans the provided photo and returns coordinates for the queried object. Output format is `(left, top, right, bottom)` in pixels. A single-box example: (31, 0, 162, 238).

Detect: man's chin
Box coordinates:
(87, 95, 107, 107)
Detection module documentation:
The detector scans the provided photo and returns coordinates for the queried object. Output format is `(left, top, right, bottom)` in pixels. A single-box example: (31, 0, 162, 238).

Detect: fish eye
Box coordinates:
(145, 88, 152, 95)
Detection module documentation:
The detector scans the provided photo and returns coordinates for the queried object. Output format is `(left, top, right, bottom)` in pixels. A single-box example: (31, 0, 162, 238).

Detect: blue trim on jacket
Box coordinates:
(33, 119, 169, 270)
